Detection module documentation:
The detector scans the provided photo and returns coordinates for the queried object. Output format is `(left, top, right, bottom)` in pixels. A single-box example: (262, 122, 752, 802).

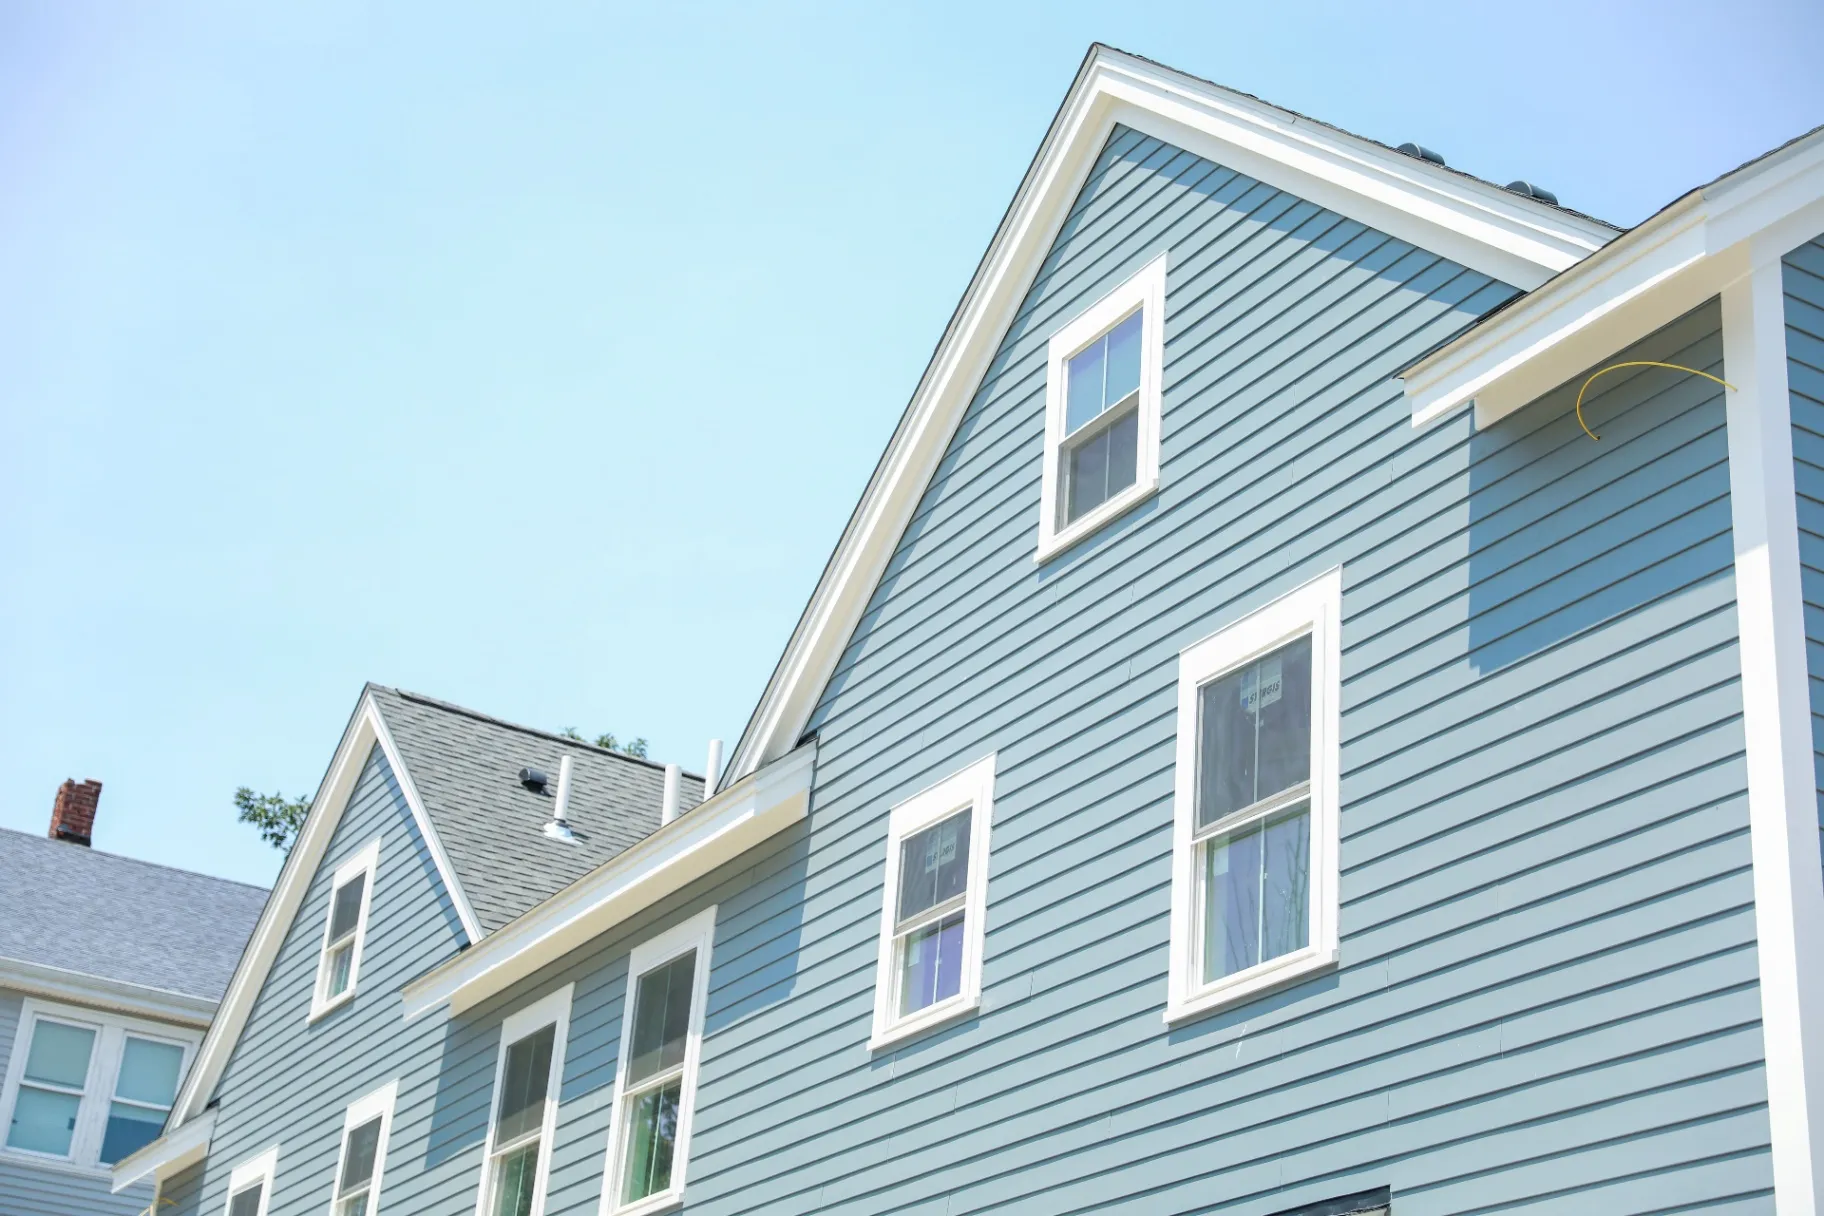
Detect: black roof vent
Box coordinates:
(1504, 180, 1559, 205)
(1396, 142, 1446, 167)
(519, 766, 548, 792)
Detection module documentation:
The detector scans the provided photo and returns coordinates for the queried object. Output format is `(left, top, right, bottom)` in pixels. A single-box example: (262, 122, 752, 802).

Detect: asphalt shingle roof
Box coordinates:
(368, 686, 704, 935)
(0, 828, 268, 1002)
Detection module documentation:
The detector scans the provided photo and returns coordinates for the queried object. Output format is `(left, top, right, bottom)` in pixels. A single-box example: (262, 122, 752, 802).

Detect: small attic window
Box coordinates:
(310, 839, 380, 1021)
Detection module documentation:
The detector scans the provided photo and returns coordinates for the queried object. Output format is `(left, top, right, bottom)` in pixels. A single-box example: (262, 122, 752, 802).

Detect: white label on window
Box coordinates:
(1240, 658, 1283, 714)
(924, 831, 957, 872)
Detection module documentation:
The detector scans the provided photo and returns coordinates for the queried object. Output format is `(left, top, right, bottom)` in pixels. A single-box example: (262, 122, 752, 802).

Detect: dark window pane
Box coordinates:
(898, 911, 966, 1015)
(490, 1141, 539, 1216)
(228, 1184, 264, 1216)
(493, 1025, 555, 1147)
(1202, 805, 1310, 983)
(330, 874, 366, 940)
(896, 811, 971, 923)
(621, 1080, 681, 1203)
(1104, 310, 1143, 404)
(627, 952, 696, 1085)
(99, 1102, 165, 1165)
(1105, 409, 1138, 497)
(1196, 635, 1312, 828)
(339, 1116, 383, 1193)
(1065, 424, 1110, 524)
(1065, 337, 1107, 434)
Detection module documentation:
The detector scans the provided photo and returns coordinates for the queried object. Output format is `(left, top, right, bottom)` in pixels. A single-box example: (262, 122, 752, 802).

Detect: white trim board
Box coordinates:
(0, 956, 217, 1028)
(165, 690, 480, 1137)
(721, 44, 1611, 788)
(1403, 127, 1824, 428)
(402, 742, 817, 1018)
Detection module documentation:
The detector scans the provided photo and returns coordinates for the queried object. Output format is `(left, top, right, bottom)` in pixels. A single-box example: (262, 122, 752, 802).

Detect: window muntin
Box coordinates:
(870, 756, 996, 1050)
(312, 840, 379, 1018)
(603, 908, 715, 1216)
(478, 986, 570, 1216)
(1168, 571, 1342, 1024)
(1037, 253, 1166, 561)
(0, 999, 198, 1172)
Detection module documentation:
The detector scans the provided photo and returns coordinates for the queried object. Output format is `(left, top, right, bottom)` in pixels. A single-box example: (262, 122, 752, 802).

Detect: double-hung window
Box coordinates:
(226, 1146, 280, 1216)
(332, 1080, 398, 1216)
(477, 985, 571, 1216)
(869, 754, 996, 1050)
(312, 839, 379, 1019)
(1037, 252, 1166, 560)
(603, 907, 715, 1214)
(1167, 570, 1342, 1024)
(0, 997, 198, 1172)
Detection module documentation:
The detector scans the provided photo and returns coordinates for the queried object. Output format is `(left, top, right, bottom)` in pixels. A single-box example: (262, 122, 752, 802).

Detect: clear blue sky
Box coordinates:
(3, 0, 1821, 888)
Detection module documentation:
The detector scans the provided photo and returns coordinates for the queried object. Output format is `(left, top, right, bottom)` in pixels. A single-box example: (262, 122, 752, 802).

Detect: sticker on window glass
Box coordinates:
(922, 830, 958, 873)
(1239, 658, 1283, 715)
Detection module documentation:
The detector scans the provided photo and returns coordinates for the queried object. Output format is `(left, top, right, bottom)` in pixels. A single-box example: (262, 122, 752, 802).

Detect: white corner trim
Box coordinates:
(1035, 252, 1167, 563)
(599, 906, 717, 1216)
(225, 1143, 280, 1216)
(474, 984, 573, 1216)
(308, 836, 382, 1021)
(1723, 259, 1824, 1215)
(1404, 127, 1824, 429)
(1165, 568, 1342, 1026)
(171, 692, 480, 1127)
(110, 1107, 216, 1193)
(402, 742, 817, 1019)
(721, 45, 1609, 788)
(868, 754, 997, 1052)
(0, 956, 217, 1027)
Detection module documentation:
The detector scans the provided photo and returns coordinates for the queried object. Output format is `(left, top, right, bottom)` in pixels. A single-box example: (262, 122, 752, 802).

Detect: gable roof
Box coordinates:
(368, 686, 704, 933)
(0, 828, 266, 1020)
(721, 43, 1618, 787)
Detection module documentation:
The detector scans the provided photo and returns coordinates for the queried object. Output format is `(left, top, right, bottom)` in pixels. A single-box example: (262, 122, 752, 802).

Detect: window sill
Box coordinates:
(1164, 944, 1337, 1027)
(869, 994, 981, 1053)
(308, 988, 355, 1024)
(608, 1190, 683, 1216)
(1034, 479, 1158, 564)
(0, 1146, 117, 1181)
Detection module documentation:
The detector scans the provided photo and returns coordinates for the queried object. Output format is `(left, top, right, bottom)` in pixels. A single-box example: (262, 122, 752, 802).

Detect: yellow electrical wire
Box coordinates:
(1574, 360, 1736, 441)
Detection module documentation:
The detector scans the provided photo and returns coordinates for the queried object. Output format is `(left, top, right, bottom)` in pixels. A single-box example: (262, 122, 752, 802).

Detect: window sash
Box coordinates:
(620, 1059, 685, 1104)
(891, 888, 965, 938)
(1192, 779, 1311, 843)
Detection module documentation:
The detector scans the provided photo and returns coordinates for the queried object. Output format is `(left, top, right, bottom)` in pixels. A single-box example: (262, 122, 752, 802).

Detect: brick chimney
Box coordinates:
(49, 779, 102, 846)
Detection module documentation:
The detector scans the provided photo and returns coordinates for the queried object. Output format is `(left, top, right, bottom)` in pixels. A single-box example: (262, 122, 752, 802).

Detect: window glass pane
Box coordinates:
(1196, 635, 1312, 828)
(628, 951, 697, 1085)
(490, 1140, 539, 1216)
(1062, 407, 1139, 526)
(621, 1079, 681, 1203)
(1065, 336, 1107, 434)
(23, 1020, 95, 1088)
(115, 1037, 183, 1106)
(493, 1025, 555, 1147)
(100, 1101, 165, 1165)
(898, 911, 966, 1015)
(330, 873, 366, 940)
(228, 1183, 264, 1216)
(1202, 804, 1310, 983)
(896, 811, 971, 923)
(1104, 311, 1143, 404)
(339, 1191, 371, 1216)
(339, 1116, 383, 1193)
(326, 942, 355, 999)
(6, 1085, 82, 1155)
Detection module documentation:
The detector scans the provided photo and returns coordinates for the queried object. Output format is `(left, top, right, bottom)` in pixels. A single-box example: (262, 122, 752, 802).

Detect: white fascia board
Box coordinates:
(167, 691, 480, 1127)
(400, 742, 817, 1019)
(723, 46, 1611, 784)
(0, 957, 216, 1027)
(1404, 127, 1824, 429)
(109, 1107, 216, 1193)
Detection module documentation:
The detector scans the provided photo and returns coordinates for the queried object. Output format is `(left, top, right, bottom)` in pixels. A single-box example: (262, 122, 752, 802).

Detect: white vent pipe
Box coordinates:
(704, 739, 723, 799)
(660, 763, 681, 826)
(544, 754, 576, 841)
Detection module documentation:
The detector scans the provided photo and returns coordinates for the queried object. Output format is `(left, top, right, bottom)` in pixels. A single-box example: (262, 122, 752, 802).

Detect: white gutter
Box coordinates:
(400, 742, 817, 1018)
(110, 1107, 215, 1193)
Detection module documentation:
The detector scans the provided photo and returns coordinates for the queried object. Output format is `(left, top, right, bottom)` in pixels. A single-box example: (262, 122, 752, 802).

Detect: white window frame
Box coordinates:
(328, 1079, 398, 1216)
(600, 906, 717, 1216)
(1035, 251, 1168, 562)
(310, 838, 381, 1021)
(0, 996, 201, 1176)
(473, 983, 572, 1216)
(225, 1144, 281, 1216)
(868, 754, 996, 1050)
(1167, 568, 1343, 1025)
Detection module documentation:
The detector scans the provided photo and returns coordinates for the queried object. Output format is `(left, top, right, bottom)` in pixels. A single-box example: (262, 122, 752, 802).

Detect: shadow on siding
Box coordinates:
(1465, 302, 1733, 675)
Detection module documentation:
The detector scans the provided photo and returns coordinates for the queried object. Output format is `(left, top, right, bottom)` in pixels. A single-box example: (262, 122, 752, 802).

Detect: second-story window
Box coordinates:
(333, 1080, 398, 1216)
(1167, 570, 1343, 1024)
(479, 985, 571, 1216)
(1036, 252, 1167, 561)
(225, 1145, 279, 1216)
(603, 907, 716, 1215)
(311, 839, 379, 1019)
(869, 755, 996, 1050)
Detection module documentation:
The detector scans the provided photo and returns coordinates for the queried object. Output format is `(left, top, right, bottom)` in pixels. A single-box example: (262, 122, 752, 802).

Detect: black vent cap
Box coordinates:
(1396, 142, 1446, 166)
(519, 767, 548, 792)
(1504, 179, 1560, 205)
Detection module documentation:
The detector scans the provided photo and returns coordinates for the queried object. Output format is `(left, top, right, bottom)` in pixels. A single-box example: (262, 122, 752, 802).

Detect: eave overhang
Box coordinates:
(109, 1107, 215, 1193)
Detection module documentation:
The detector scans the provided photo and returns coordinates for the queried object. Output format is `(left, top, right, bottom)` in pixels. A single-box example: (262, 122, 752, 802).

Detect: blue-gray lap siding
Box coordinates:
(1787, 235, 1824, 866)
(158, 743, 469, 1216)
(420, 128, 1773, 1216)
(0, 987, 160, 1216)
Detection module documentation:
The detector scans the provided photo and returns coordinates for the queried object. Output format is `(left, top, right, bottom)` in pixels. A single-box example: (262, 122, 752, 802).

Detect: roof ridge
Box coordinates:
(372, 685, 705, 782)
(0, 826, 270, 892)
